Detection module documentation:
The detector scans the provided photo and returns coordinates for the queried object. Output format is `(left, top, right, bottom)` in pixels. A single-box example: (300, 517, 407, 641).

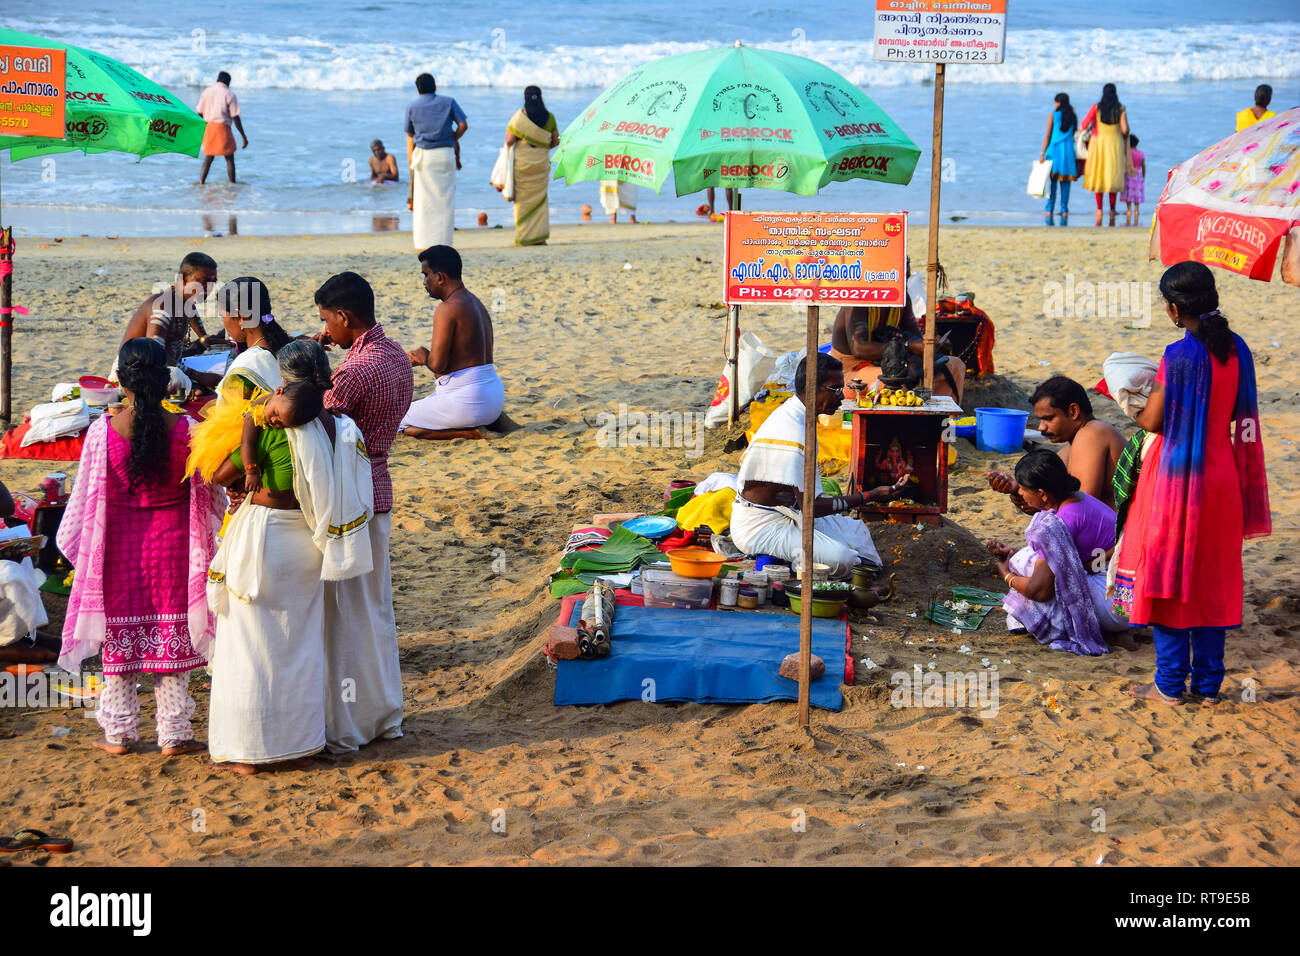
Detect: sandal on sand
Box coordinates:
(1127, 681, 1184, 706)
(0, 828, 74, 854)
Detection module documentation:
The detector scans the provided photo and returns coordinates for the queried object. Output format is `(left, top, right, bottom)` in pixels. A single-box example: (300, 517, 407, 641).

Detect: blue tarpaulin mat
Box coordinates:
(555, 601, 845, 710)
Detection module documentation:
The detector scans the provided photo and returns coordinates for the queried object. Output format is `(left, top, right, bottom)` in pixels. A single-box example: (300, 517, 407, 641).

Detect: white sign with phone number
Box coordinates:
(872, 0, 1007, 65)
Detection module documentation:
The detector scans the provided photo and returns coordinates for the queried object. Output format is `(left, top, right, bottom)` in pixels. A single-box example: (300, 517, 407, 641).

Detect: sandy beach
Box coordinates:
(1, 222, 1297, 865)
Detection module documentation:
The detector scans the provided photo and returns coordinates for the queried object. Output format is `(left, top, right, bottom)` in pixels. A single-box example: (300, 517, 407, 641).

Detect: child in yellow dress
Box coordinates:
(186, 382, 324, 491)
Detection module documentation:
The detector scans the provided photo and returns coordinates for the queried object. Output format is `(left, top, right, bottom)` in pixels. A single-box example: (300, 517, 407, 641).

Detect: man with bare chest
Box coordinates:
(399, 245, 505, 438)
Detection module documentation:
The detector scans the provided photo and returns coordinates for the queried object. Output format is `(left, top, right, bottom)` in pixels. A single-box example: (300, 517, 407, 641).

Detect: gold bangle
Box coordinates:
(1003, 573, 1015, 587)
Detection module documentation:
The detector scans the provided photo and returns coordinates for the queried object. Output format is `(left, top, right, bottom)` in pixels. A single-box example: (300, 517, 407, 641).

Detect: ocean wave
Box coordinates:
(6, 19, 1298, 91)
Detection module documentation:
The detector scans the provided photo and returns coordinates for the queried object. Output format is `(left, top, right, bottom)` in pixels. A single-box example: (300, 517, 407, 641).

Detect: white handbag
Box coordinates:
(1074, 128, 1090, 160)
(488, 144, 515, 202)
(1027, 160, 1052, 199)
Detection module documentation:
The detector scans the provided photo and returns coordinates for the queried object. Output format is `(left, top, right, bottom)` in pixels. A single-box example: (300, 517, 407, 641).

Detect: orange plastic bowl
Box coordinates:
(666, 548, 726, 579)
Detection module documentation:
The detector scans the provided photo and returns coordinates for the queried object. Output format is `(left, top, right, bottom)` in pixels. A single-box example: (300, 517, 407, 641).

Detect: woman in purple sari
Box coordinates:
(58, 339, 226, 755)
(1119, 262, 1270, 706)
(985, 450, 1127, 656)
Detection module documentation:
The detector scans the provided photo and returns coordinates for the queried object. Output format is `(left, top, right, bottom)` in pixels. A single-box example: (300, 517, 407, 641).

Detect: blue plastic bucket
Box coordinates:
(975, 407, 1030, 454)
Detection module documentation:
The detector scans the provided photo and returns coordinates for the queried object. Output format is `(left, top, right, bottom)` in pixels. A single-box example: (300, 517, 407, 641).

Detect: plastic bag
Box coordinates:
(1027, 160, 1052, 198)
(704, 331, 776, 429)
(489, 144, 515, 202)
(0, 558, 48, 646)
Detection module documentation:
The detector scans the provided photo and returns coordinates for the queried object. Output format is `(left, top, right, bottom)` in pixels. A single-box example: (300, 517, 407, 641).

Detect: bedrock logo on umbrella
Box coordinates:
(602, 152, 656, 184)
(831, 153, 893, 175)
(601, 120, 672, 141)
(719, 159, 789, 182)
(823, 122, 886, 140)
(66, 114, 109, 142)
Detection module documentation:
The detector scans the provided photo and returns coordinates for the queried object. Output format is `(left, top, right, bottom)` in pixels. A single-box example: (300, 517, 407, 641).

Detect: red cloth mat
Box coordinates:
(0, 422, 85, 461)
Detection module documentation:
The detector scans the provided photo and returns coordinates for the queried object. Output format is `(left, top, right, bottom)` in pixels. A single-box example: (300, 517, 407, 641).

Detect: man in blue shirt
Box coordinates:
(405, 73, 468, 249)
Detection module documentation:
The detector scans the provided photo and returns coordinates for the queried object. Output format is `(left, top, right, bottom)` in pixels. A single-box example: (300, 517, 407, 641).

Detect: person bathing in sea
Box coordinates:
(399, 245, 507, 438)
(369, 139, 399, 183)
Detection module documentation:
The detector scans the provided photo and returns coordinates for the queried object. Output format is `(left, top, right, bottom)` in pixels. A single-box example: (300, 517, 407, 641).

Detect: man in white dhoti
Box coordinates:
(400, 246, 506, 437)
(315, 274, 415, 753)
(599, 179, 637, 223)
(406, 73, 467, 249)
(730, 353, 906, 577)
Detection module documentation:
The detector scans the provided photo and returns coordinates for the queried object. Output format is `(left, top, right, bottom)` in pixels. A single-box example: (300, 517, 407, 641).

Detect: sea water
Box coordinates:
(1, 0, 1297, 237)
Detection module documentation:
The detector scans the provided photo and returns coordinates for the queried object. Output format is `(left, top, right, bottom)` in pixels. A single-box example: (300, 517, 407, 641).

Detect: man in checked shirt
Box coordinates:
(314, 272, 415, 753)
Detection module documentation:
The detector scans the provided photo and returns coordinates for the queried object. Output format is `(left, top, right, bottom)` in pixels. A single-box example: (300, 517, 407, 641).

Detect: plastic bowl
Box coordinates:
(786, 592, 848, 618)
(666, 548, 726, 579)
(78, 375, 119, 406)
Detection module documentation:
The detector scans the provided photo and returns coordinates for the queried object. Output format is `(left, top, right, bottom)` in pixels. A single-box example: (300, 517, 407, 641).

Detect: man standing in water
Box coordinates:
(197, 72, 249, 184)
(400, 245, 505, 437)
(405, 74, 467, 248)
(369, 139, 399, 183)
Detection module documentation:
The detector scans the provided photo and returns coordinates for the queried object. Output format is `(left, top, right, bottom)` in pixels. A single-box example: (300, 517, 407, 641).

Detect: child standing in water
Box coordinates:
(1123, 134, 1146, 227)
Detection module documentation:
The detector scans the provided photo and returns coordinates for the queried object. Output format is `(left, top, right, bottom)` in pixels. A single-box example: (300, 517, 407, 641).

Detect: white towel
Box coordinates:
(287, 416, 375, 581)
(1102, 352, 1158, 422)
(22, 400, 90, 447)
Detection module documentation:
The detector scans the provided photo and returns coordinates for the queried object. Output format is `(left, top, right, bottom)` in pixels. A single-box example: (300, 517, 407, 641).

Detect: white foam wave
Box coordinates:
(7, 19, 1298, 91)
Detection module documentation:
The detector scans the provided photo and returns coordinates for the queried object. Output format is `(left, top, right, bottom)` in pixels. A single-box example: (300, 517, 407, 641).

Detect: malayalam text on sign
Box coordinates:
(723, 211, 908, 306)
(872, 0, 1008, 65)
(0, 45, 66, 138)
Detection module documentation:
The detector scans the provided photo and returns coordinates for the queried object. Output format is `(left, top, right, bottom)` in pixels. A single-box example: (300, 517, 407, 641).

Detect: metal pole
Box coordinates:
(727, 189, 744, 426)
(1, 224, 12, 425)
(797, 303, 818, 729)
(923, 62, 945, 391)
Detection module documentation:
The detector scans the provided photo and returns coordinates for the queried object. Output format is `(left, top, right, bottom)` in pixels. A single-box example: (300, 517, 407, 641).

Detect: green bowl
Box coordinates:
(787, 592, 847, 618)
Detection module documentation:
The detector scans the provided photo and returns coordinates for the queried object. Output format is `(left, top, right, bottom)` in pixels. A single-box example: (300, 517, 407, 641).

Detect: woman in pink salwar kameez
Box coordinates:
(58, 339, 225, 755)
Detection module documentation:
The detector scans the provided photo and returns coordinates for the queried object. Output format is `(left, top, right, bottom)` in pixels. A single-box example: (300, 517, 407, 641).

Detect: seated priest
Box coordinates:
(730, 352, 908, 577)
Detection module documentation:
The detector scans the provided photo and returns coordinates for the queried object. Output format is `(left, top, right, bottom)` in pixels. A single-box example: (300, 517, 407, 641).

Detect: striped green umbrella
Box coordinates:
(552, 42, 919, 196)
(0, 28, 203, 161)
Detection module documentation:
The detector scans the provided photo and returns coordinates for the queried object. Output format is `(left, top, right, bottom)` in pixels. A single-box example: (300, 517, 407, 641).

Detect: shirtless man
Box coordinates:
(118, 252, 225, 390)
(988, 375, 1126, 512)
(399, 245, 506, 438)
(369, 139, 399, 183)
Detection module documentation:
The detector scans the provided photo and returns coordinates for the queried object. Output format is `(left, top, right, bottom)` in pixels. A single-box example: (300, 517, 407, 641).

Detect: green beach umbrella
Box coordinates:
(0, 28, 204, 161)
(552, 42, 920, 196)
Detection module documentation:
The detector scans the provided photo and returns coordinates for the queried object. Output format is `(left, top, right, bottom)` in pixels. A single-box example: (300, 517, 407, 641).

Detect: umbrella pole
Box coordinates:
(923, 63, 946, 391)
(0, 162, 8, 425)
(797, 303, 818, 729)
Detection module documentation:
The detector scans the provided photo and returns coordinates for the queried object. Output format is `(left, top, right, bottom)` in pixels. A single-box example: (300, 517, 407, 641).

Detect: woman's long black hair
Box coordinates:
(1055, 93, 1077, 133)
(1097, 83, 1122, 125)
(523, 85, 549, 129)
(216, 277, 290, 355)
(116, 338, 171, 493)
(1159, 261, 1234, 363)
(1014, 449, 1080, 502)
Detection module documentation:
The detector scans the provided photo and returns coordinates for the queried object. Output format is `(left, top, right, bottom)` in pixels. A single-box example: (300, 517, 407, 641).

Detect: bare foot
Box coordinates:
(161, 740, 207, 756)
(212, 760, 260, 775)
(91, 738, 130, 755)
(1127, 681, 1183, 705)
(1109, 630, 1139, 651)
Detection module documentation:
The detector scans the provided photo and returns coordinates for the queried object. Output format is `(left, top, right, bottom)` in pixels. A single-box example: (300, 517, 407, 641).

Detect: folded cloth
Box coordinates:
(1102, 351, 1158, 421)
(693, 472, 739, 495)
(22, 400, 90, 448)
(676, 487, 736, 534)
(0, 558, 48, 647)
(564, 527, 612, 554)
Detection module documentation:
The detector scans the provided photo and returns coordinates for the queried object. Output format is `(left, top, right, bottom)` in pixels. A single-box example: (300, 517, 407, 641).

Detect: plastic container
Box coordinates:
(78, 376, 119, 407)
(975, 407, 1031, 454)
(719, 577, 740, 608)
(749, 570, 768, 606)
(737, 587, 758, 610)
(771, 580, 789, 608)
(787, 592, 848, 618)
(642, 568, 714, 610)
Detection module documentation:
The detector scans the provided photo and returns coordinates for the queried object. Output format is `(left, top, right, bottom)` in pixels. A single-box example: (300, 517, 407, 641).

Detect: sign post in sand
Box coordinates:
(872, 1, 1007, 388)
(0, 43, 67, 424)
(724, 211, 907, 726)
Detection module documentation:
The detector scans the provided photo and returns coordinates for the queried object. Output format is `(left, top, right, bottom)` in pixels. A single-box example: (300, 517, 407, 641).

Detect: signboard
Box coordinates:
(872, 0, 1007, 64)
(723, 211, 907, 306)
(0, 45, 66, 138)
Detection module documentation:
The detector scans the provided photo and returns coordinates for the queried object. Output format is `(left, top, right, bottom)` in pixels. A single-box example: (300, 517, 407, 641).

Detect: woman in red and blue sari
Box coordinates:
(1119, 261, 1271, 706)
